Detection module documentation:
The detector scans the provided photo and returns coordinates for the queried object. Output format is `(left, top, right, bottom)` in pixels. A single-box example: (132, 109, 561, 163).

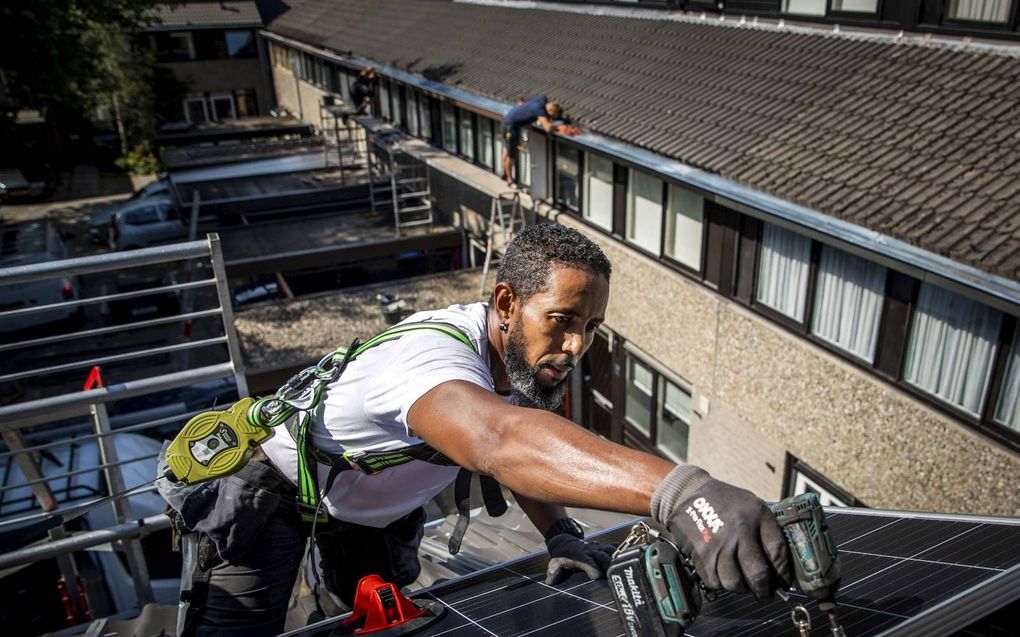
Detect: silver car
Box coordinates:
(0, 220, 82, 335)
(107, 196, 187, 251)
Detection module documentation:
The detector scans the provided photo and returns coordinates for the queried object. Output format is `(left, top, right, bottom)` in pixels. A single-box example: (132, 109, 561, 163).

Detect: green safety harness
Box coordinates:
(248, 321, 506, 552)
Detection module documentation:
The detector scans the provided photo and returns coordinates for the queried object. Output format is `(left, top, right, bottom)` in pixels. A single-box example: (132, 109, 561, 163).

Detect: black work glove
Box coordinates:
(651, 465, 792, 599)
(544, 534, 617, 586)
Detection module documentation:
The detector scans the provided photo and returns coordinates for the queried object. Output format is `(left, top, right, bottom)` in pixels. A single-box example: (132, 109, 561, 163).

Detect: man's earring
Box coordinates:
(499, 322, 508, 332)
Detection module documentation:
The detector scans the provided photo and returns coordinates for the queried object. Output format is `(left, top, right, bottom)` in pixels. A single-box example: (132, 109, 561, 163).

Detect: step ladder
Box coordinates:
(478, 191, 525, 295)
(368, 135, 433, 235)
(320, 99, 367, 182)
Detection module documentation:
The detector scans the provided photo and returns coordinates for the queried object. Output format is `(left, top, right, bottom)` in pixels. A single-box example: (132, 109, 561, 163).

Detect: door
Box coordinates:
(583, 330, 615, 440)
(185, 97, 208, 124)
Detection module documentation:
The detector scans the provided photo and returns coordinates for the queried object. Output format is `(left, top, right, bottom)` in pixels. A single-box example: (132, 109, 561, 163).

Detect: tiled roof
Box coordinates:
(269, 0, 1020, 282)
(149, 1, 264, 29)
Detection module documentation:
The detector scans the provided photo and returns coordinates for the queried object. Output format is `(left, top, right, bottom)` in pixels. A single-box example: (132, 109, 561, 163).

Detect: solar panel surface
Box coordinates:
(287, 508, 1020, 637)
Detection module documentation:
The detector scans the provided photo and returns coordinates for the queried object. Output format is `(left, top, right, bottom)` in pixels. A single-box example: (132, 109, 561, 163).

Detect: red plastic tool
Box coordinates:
(343, 574, 427, 634)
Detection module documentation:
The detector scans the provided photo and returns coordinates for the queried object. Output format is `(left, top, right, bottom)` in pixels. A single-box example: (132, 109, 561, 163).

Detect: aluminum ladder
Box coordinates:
(478, 191, 525, 295)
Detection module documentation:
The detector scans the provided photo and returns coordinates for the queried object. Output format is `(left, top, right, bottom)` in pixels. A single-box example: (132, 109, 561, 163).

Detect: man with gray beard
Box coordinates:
(175, 223, 791, 636)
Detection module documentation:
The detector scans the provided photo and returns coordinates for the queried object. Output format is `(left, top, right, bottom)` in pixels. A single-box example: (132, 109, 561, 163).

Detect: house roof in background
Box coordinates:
(269, 0, 1020, 282)
(148, 1, 264, 30)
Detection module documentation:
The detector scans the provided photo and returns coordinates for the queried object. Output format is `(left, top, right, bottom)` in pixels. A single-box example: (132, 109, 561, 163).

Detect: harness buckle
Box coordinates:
(342, 449, 377, 475)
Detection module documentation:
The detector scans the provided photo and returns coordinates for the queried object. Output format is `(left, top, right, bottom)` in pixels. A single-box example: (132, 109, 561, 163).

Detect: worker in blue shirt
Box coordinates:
(501, 95, 580, 187)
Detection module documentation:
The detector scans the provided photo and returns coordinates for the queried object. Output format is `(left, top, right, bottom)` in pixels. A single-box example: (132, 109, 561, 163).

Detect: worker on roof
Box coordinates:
(168, 224, 792, 637)
(501, 95, 580, 188)
(350, 68, 377, 115)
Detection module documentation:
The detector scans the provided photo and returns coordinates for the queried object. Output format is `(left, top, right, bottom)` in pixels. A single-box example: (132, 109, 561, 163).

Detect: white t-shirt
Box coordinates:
(261, 302, 493, 527)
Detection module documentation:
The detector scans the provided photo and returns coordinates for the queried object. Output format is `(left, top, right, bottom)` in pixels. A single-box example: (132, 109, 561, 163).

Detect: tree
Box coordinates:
(0, 1, 179, 154)
(84, 22, 156, 154)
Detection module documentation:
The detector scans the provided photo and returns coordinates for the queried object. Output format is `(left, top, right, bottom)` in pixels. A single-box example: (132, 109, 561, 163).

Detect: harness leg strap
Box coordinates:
(480, 475, 508, 518)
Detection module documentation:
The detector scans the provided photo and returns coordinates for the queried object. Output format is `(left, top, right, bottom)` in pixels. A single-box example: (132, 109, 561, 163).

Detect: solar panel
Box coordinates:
(286, 508, 1020, 637)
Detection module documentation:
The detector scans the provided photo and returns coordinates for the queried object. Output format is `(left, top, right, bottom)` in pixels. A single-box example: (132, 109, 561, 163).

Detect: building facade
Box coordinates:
(147, 1, 277, 123)
(261, 0, 1020, 515)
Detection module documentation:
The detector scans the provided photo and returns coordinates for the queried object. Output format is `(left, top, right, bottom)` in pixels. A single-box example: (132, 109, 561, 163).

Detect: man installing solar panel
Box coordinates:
(159, 224, 792, 636)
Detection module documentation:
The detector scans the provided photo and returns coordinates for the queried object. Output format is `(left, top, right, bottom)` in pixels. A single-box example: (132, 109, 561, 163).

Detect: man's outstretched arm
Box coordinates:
(408, 380, 792, 598)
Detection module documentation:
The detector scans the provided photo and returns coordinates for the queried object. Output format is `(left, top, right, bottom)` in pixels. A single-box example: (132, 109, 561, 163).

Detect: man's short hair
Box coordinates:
(547, 101, 563, 118)
(496, 223, 611, 303)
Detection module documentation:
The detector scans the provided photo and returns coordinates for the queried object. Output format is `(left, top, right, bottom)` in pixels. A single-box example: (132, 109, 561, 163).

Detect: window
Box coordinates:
(185, 97, 208, 123)
(518, 130, 532, 188)
(153, 32, 196, 62)
(379, 82, 391, 121)
(625, 355, 654, 437)
(339, 71, 352, 103)
(210, 94, 235, 120)
(233, 89, 257, 117)
(458, 109, 475, 161)
(478, 118, 494, 170)
(225, 31, 255, 57)
(947, 0, 1011, 22)
(810, 246, 886, 363)
(626, 170, 664, 255)
(555, 142, 580, 211)
(441, 103, 457, 153)
(904, 283, 1002, 416)
(756, 223, 812, 322)
(790, 471, 853, 507)
(583, 154, 614, 231)
(832, 0, 879, 11)
(657, 377, 691, 463)
(407, 92, 420, 137)
(664, 185, 704, 271)
(995, 336, 1020, 432)
(782, 0, 826, 15)
(391, 86, 404, 128)
(418, 96, 432, 141)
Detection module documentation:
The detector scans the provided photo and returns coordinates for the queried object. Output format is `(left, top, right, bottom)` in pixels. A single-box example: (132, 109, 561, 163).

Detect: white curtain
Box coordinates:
(584, 154, 614, 231)
(666, 185, 704, 271)
(904, 283, 1001, 416)
(949, 0, 1010, 22)
(811, 246, 886, 363)
(995, 337, 1020, 432)
(756, 224, 812, 322)
(627, 170, 663, 255)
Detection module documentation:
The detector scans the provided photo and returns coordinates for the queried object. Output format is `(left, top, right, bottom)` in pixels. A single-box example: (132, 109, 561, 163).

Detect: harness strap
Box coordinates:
(448, 469, 473, 555)
(271, 322, 477, 522)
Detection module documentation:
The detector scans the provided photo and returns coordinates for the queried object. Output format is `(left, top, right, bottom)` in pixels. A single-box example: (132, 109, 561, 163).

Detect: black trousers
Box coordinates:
(185, 460, 426, 637)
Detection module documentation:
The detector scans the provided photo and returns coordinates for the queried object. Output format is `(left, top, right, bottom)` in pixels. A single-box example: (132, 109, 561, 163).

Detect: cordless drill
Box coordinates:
(770, 492, 845, 636)
(609, 492, 844, 636)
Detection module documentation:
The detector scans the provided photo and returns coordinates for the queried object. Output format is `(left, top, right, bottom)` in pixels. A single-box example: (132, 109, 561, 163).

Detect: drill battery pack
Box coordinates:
(608, 533, 701, 637)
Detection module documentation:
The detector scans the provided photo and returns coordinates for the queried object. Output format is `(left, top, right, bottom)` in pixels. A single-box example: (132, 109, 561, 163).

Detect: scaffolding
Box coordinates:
(319, 97, 368, 183)
(367, 129, 434, 235)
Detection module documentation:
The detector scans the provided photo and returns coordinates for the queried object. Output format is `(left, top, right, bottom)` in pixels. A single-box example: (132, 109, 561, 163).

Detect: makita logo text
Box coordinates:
(685, 497, 725, 542)
(624, 565, 644, 606)
(611, 573, 641, 637)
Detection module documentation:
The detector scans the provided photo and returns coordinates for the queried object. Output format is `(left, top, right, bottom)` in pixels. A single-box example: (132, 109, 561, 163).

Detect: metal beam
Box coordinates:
(0, 241, 209, 285)
(223, 229, 462, 278)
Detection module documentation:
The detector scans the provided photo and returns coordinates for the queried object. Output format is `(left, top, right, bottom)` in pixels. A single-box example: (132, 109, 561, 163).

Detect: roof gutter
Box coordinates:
(260, 30, 1020, 313)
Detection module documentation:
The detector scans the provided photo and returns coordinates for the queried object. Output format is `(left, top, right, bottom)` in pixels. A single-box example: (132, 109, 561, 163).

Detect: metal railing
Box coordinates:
(0, 235, 247, 623)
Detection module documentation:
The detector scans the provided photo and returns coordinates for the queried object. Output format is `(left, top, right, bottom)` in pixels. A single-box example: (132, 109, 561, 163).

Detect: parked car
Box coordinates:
(0, 220, 82, 337)
(0, 168, 47, 202)
(103, 274, 181, 325)
(87, 178, 172, 243)
(107, 196, 188, 251)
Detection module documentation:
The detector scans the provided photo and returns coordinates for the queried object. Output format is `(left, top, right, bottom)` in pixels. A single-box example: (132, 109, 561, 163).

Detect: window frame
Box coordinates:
(553, 140, 582, 213)
(624, 167, 666, 258)
(942, 0, 1016, 25)
(581, 151, 616, 233)
(621, 345, 693, 463)
(662, 183, 707, 275)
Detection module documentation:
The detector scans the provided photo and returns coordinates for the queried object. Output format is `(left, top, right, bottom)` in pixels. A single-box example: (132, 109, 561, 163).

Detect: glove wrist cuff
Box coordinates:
(650, 464, 712, 523)
(544, 517, 585, 543)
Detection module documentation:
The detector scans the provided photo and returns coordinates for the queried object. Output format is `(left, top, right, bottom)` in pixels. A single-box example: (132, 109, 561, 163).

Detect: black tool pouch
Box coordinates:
(315, 506, 427, 606)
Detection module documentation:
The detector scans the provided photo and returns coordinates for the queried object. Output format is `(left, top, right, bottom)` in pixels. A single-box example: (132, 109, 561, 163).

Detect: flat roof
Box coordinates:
(235, 269, 484, 373)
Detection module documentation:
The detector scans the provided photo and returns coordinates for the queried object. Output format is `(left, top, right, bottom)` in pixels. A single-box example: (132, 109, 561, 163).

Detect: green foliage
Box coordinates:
(115, 144, 162, 175)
